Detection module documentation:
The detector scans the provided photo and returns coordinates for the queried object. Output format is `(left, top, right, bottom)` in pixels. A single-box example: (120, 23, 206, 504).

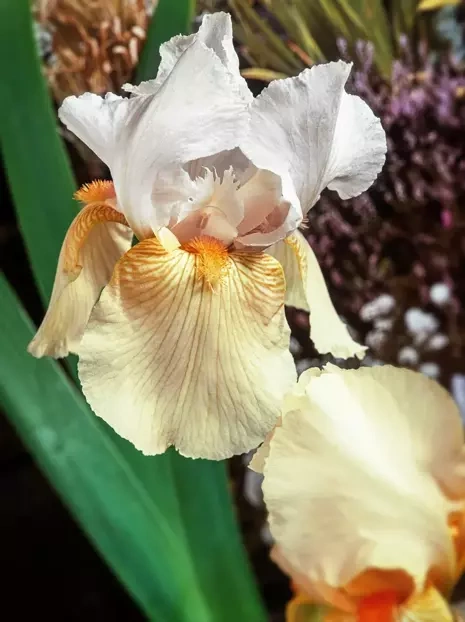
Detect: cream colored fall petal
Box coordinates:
(353, 365, 465, 501)
(268, 231, 366, 359)
(398, 586, 455, 621)
(28, 203, 132, 358)
(261, 365, 458, 610)
(78, 239, 296, 459)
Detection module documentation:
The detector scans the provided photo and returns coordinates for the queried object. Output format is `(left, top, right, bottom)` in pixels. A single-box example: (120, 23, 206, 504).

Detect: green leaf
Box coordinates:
(230, 0, 395, 79)
(1, 2, 267, 621)
(241, 67, 289, 81)
(330, 0, 393, 78)
(392, 0, 419, 43)
(287, 6, 325, 63)
(0, 275, 266, 621)
(169, 455, 266, 620)
(230, 0, 303, 73)
(0, 0, 77, 304)
(0, 274, 206, 620)
(137, 0, 196, 82)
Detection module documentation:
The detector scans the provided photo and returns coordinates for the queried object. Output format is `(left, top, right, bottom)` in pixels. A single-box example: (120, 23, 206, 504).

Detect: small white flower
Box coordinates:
(360, 294, 395, 322)
(427, 334, 450, 351)
(398, 346, 419, 366)
(405, 308, 439, 336)
(374, 317, 393, 331)
(419, 362, 441, 379)
(430, 283, 451, 306)
(243, 468, 264, 508)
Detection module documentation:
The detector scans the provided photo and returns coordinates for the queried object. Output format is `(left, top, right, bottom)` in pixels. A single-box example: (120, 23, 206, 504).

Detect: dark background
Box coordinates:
(0, 162, 145, 620)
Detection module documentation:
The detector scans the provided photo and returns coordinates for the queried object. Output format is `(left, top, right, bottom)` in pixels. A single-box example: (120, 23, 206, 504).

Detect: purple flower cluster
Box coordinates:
(299, 40, 465, 383)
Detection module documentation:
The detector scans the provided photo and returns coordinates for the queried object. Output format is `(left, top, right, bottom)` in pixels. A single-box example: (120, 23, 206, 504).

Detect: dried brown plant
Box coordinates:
(35, 0, 156, 102)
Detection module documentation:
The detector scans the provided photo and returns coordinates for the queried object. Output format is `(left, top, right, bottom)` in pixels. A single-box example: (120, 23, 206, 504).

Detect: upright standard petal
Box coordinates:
(59, 93, 130, 168)
(78, 238, 296, 460)
(196, 12, 252, 101)
(241, 61, 386, 214)
(261, 365, 461, 615)
(123, 12, 252, 102)
(28, 203, 132, 358)
(59, 37, 249, 240)
(112, 39, 250, 239)
(268, 231, 366, 359)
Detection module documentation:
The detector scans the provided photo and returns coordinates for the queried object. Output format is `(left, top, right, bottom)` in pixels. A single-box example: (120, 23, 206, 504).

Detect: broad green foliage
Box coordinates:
(0, 1, 266, 620)
(138, 0, 196, 81)
(0, 0, 77, 302)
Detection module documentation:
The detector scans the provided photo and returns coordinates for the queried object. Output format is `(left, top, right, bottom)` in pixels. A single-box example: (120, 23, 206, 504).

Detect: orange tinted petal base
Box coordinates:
(357, 591, 397, 622)
(78, 237, 296, 459)
(74, 180, 116, 204)
(28, 201, 131, 358)
(286, 593, 316, 622)
(182, 235, 229, 288)
(62, 202, 127, 275)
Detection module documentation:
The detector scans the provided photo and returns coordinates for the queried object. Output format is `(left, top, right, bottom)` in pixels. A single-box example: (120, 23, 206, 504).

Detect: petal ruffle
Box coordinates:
(241, 61, 386, 214)
(123, 12, 251, 102)
(262, 364, 458, 611)
(59, 36, 249, 240)
(196, 12, 252, 101)
(58, 93, 130, 168)
(164, 167, 244, 239)
(185, 147, 253, 183)
(113, 39, 249, 239)
(28, 204, 132, 358)
(78, 238, 296, 460)
(268, 231, 366, 359)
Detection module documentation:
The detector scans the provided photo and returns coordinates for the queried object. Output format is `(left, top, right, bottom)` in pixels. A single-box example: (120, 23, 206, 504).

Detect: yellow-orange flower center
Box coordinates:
(74, 180, 116, 204)
(183, 235, 230, 288)
(357, 591, 397, 622)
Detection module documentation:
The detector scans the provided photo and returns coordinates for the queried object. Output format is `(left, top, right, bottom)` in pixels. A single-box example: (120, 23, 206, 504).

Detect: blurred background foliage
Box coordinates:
(1, 0, 465, 620)
(228, 0, 459, 79)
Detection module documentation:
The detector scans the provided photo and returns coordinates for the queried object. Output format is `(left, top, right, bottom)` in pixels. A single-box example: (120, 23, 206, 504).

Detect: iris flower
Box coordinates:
(29, 13, 385, 459)
(252, 364, 465, 621)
